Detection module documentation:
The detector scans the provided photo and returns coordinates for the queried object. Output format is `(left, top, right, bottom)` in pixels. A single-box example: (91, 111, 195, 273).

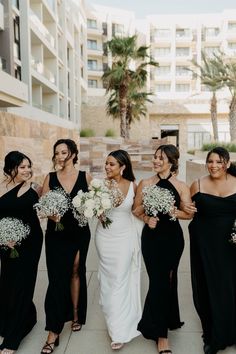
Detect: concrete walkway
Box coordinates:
(3, 156, 236, 354)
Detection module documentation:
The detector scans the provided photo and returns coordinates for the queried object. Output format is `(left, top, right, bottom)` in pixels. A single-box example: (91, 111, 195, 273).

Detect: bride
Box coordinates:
(95, 149, 142, 350)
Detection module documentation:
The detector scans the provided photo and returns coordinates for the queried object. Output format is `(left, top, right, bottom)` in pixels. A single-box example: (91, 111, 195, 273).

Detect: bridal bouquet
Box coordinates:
(142, 185, 176, 221)
(0, 217, 30, 258)
(34, 188, 70, 231)
(72, 178, 124, 228)
(229, 219, 236, 244)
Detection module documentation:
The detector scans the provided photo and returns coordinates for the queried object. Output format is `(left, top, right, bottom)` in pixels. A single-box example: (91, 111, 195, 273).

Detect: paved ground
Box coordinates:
(1, 156, 236, 353)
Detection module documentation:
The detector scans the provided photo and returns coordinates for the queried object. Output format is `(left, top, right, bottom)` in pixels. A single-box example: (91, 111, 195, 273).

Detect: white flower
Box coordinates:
(72, 195, 81, 208)
(142, 185, 176, 220)
(90, 178, 103, 189)
(84, 208, 94, 218)
(84, 199, 95, 209)
(101, 198, 112, 209)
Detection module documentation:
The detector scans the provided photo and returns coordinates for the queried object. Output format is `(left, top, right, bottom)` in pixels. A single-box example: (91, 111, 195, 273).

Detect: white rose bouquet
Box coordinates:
(142, 185, 176, 221)
(72, 178, 124, 228)
(34, 187, 70, 231)
(0, 217, 30, 258)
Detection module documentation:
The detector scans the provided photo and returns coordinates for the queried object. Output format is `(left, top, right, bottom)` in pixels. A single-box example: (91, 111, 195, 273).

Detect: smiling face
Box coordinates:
(206, 152, 229, 178)
(105, 156, 123, 179)
(54, 143, 74, 168)
(152, 149, 171, 175)
(14, 158, 32, 183)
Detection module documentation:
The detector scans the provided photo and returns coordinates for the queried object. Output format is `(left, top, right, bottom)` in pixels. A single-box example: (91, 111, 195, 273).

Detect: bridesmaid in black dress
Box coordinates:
(133, 144, 193, 354)
(41, 139, 92, 354)
(186, 147, 236, 354)
(0, 151, 43, 354)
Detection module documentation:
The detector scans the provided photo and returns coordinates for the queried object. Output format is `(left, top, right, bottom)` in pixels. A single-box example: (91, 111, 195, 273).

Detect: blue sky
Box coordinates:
(90, 0, 236, 18)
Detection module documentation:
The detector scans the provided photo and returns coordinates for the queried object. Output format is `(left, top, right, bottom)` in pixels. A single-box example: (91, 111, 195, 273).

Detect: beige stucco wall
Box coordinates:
(0, 111, 79, 184)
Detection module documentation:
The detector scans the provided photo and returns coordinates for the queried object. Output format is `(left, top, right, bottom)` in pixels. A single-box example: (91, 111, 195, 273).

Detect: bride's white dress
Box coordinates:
(95, 182, 142, 343)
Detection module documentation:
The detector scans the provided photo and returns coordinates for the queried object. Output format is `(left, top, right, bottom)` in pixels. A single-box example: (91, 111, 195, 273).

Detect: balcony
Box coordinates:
(87, 66, 103, 77)
(29, 9, 55, 49)
(176, 29, 193, 43)
(31, 57, 56, 85)
(87, 26, 103, 37)
(0, 70, 28, 107)
(32, 102, 54, 114)
(87, 46, 103, 57)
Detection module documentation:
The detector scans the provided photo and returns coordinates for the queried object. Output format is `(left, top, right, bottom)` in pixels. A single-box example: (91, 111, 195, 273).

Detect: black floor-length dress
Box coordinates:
(189, 190, 236, 352)
(138, 175, 184, 341)
(0, 183, 43, 351)
(44, 171, 91, 334)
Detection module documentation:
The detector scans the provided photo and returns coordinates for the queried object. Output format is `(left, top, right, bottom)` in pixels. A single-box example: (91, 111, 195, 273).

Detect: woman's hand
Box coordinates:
(132, 205, 145, 217)
(7, 241, 16, 249)
(144, 215, 159, 229)
(181, 201, 197, 214)
(48, 215, 61, 223)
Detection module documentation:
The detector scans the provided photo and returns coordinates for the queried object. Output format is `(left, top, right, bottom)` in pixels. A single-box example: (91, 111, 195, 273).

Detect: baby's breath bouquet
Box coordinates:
(229, 219, 236, 244)
(72, 178, 124, 228)
(0, 217, 30, 258)
(34, 187, 70, 231)
(142, 185, 176, 222)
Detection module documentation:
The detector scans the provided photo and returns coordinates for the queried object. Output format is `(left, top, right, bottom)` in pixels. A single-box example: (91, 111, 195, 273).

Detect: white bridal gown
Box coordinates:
(95, 182, 142, 343)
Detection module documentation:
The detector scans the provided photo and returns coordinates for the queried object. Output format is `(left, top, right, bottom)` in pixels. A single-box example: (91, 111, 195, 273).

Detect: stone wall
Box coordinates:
(0, 111, 79, 184)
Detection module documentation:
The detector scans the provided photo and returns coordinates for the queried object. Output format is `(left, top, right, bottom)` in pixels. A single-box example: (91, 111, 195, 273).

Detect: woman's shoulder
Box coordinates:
(139, 175, 156, 187)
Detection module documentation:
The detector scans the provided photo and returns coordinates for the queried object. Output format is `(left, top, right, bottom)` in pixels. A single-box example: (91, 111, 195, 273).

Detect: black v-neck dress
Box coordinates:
(189, 187, 236, 351)
(44, 171, 91, 334)
(138, 175, 184, 340)
(0, 183, 43, 350)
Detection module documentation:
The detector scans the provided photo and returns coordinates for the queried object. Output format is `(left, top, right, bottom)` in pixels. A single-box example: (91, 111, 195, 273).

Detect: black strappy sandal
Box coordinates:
(40, 336, 59, 354)
(71, 320, 82, 332)
(159, 350, 172, 354)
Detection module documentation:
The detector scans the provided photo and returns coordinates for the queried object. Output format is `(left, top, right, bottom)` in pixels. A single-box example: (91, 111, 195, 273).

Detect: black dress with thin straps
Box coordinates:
(0, 183, 43, 350)
(138, 174, 184, 340)
(189, 180, 236, 351)
(44, 171, 91, 334)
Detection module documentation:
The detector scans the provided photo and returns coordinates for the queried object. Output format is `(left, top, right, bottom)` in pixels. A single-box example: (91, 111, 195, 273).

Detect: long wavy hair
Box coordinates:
(3, 151, 32, 183)
(52, 139, 79, 169)
(108, 149, 135, 181)
(206, 146, 236, 177)
(155, 144, 179, 174)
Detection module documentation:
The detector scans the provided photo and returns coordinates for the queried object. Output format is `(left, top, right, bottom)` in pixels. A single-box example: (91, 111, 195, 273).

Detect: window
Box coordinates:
(176, 66, 190, 76)
(176, 28, 191, 38)
(156, 84, 171, 92)
(13, 16, 20, 60)
(14, 65, 21, 80)
(68, 101, 71, 119)
(88, 79, 98, 88)
(112, 23, 124, 36)
(102, 22, 107, 35)
(87, 39, 97, 50)
(88, 59, 98, 70)
(156, 66, 171, 75)
(228, 22, 236, 31)
(205, 27, 220, 37)
(153, 29, 171, 38)
(87, 19, 97, 29)
(155, 47, 171, 56)
(204, 46, 220, 56)
(176, 84, 190, 92)
(176, 47, 190, 57)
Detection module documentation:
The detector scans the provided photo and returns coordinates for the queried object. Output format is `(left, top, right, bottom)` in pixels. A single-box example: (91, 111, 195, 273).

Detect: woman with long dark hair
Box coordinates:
(95, 149, 142, 350)
(0, 151, 43, 354)
(40, 139, 92, 354)
(186, 147, 236, 354)
(133, 144, 193, 354)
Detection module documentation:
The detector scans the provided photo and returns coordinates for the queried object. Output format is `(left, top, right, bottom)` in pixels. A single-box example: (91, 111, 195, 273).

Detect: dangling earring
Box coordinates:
(120, 168, 124, 176)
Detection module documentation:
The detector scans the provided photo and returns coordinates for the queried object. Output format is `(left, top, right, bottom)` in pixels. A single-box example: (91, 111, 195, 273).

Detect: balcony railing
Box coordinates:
(29, 9, 55, 48)
(33, 102, 54, 113)
(31, 57, 56, 84)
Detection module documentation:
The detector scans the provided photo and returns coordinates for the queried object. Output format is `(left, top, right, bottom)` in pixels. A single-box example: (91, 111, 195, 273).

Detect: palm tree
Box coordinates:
(217, 55, 236, 141)
(106, 90, 153, 139)
(191, 51, 224, 141)
(103, 35, 158, 138)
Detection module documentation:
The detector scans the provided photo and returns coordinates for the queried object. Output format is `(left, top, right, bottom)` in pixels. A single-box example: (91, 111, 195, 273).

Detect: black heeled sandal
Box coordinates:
(40, 336, 59, 354)
(159, 351, 172, 354)
(71, 320, 82, 332)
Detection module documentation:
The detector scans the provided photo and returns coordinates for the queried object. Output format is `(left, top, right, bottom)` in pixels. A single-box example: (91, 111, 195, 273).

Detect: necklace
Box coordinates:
(157, 172, 172, 180)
